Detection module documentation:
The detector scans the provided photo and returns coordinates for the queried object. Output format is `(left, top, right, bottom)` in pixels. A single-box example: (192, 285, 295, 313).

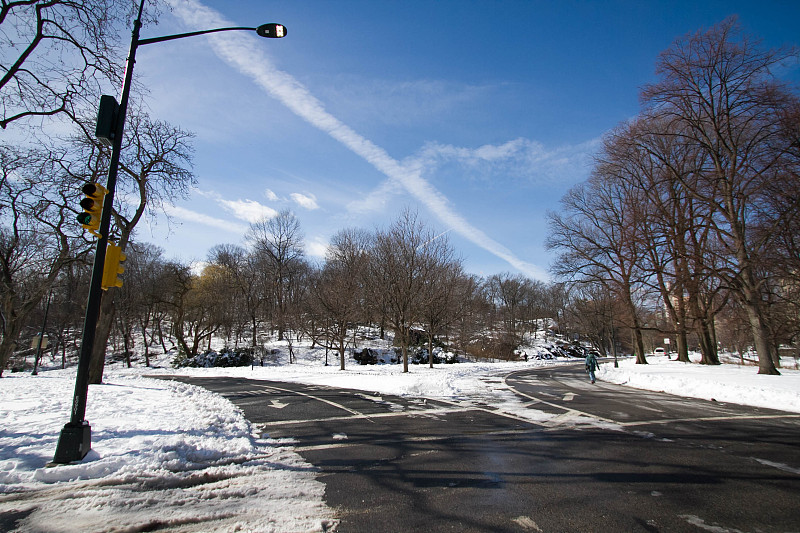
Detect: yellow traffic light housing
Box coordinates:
(101, 244, 126, 290)
(77, 183, 108, 238)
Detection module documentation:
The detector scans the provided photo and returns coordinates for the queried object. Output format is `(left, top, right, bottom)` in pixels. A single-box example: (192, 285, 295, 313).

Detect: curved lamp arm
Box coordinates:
(139, 23, 286, 46)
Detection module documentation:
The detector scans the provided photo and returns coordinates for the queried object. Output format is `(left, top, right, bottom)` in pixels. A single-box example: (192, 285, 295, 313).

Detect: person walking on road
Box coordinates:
(585, 351, 599, 384)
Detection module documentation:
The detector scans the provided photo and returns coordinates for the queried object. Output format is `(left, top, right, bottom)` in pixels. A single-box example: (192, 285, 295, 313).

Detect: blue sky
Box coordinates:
(132, 0, 800, 280)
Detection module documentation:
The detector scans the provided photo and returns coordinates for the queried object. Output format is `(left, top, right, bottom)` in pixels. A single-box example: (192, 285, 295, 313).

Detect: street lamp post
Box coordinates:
(52, 0, 286, 465)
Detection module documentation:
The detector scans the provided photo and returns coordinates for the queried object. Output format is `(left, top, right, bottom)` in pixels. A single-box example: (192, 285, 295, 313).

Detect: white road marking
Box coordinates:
(256, 384, 369, 419)
(255, 406, 476, 428)
(512, 516, 543, 532)
(679, 514, 744, 533)
(752, 457, 800, 475)
(269, 399, 288, 409)
(293, 433, 455, 452)
(356, 393, 383, 402)
(504, 381, 619, 426)
(504, 372, 800, 429)
(619, 413, 800, 428)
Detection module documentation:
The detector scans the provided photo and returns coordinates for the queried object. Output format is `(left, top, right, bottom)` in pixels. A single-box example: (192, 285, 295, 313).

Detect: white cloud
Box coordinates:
(218, 198, 278, 224)
(168, 0, 551, 280)
(195, 189, 278, 224)
(290, 192, 319, 210)
(191, 260, 209, 276)
(264, 189, 279, 201)
(306, 237, 329, 258)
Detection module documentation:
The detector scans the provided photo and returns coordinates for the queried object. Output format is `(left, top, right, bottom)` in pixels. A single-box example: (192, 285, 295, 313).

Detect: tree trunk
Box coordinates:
(697, 317, 719, 365)
(157, 320, 169, 353)
(0, 326, 21, 378)
(139, 319, 150, 367)
(621, 286, 647, 364)
(675, 327, 689, 362)
(122, 326, 132, 368)
(743, 295, 779, 375)
(402, 326, 409, 373)
(633, 326, 647, 365)
(674, 285, 690, 363)
(89, 291, 116, 384)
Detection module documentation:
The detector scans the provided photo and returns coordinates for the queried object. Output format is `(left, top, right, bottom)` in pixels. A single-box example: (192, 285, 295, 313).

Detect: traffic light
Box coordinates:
(77, 183, 108, 238)
(95, 95, 119, 147)
(101, 244, 126, 290)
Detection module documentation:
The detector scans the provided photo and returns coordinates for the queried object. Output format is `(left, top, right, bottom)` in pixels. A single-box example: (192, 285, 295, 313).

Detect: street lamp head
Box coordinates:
(256, 23, 287, 38)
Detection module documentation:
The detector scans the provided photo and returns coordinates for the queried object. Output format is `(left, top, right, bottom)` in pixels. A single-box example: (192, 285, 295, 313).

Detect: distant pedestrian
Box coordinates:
(585, 351, 599, 384)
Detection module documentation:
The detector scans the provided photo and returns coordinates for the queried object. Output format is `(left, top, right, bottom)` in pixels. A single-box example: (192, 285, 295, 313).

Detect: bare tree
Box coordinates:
(564, 283, 618, 356)
(487, 273, 530, 351)
(246, 210, 305, 342)
(0, 0, 159, 130)
(115, 243, 170, 366)
(369, 210, 449, 372)
(207, 244, 266, 347)
(0, 145, 88, 375)
(600, 116, 726, 364)
(160, 262, 224, 359)
(547, 168, 652, 364)
(418, 239, 461, 367)
(55, 108, 196, 383)
(310, 228, 370, 370)
(641, 17, 799, 374)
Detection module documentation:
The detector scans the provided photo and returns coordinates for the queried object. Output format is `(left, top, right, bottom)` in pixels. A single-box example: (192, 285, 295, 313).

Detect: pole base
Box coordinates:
(52, 421, 91, 464)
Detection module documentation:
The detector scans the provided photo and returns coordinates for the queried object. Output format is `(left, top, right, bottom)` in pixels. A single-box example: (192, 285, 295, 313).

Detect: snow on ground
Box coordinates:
(598, 353, 800, 413)
(0, 369, 336, 532)
(1, 346, 798, 532)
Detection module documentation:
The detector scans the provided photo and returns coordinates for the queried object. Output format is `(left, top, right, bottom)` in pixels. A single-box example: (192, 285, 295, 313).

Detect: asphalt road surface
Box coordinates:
(166, 364, 800, 532)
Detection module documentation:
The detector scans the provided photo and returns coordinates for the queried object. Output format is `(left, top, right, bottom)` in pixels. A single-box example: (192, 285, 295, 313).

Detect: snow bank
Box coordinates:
(598, 355, 800, 413)
(0, 371, 336, 532)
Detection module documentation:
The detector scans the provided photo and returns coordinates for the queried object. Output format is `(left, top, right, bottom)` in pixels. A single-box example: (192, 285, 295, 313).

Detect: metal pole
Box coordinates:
(51, 3, 284, 465)
(52, 0, 146, 465)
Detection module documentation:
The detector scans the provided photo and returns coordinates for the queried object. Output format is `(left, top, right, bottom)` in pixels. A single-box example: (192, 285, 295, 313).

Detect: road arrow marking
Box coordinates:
(563, 393, 576, 401)
(269, 399, 289, 409)
(512, 516, 543, 532)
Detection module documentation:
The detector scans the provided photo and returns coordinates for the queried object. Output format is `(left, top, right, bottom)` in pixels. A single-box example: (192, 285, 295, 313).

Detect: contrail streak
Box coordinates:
(168, 0, 548, 280)
(417, 229, 453, 250)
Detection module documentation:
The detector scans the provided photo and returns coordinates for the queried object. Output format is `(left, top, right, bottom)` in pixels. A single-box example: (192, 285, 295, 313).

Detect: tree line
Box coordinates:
(547, 18, 800, 375)
(9, 208, 575, 376)
(2, 5, 797, 378)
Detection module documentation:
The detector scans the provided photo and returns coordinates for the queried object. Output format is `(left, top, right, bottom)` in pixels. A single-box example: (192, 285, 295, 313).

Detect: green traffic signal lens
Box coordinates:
(77, 213, 93, 225)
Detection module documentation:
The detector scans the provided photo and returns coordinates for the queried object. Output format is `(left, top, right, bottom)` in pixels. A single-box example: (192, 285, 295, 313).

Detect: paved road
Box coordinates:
(166, 365, 800, 532)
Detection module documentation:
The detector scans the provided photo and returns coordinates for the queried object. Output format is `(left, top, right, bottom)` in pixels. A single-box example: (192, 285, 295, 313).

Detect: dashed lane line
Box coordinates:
(619, 413, 800, 427)
(254, 406, 477, 428)
(292, 434, 451, 453)
(289, 427, 552, 453)
(505, 372, 800, 428)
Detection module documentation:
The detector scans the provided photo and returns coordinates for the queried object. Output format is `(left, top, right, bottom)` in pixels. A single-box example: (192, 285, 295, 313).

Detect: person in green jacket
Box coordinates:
(585, 351, 599, 384)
